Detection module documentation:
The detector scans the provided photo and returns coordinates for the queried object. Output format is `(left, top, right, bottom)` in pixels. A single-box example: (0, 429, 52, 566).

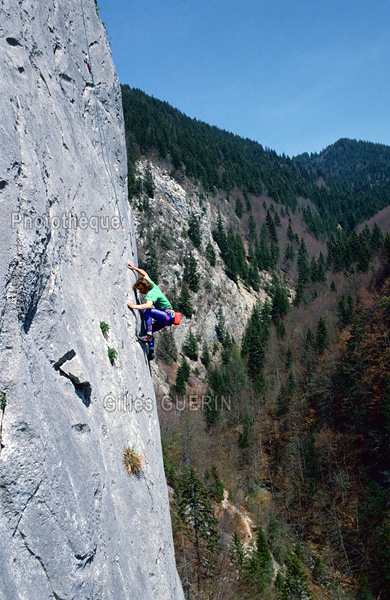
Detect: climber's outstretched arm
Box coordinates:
(127, 299, 153, 310)
(128, 261, 149, 280)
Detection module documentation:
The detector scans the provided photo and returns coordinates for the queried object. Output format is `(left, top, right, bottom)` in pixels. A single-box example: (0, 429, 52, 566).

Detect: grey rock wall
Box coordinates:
(0, 1, 183, 598)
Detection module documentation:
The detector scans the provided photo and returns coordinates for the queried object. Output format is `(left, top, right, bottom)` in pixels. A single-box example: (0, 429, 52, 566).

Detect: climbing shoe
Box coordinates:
(148, 348, 155, 361)
(138, 334, 152, 344)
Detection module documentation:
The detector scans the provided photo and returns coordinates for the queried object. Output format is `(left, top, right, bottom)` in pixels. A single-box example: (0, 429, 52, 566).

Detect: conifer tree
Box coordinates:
(282, 555, 313, 600)
(213, 211, 227, 256)
(219, 228, 248, 282)
(181, 356, 190, 381)
(248, 214, 257, 241)
(375, 521, 390, 597)
(183, 252, 200, 292)
(128, 163, 142, 201)
(268, 514, 280, 548)
(271, 240, 280, 267)
(248, 263, 260, 291)
(310, 256, 318, 282)
(287, 371, 296, 395)
(182, 329, 199, 361)
(294, 541, 305, 561)
(143, 163, 155, 198)
(285, 348, 293, 369)
(357, 237, 371, 272)
(161, 439, 176, 487)
(231, 531, 245, 572)
(243, 328, 265, 389)
(381, 377, 390, 434)
(284, 244, 295, 262)
(188, 213, 202, 248)
(338, 293, 354, 327)
(205, 240, 216, 266)
(210, 466, 224, 503)
(177, 280, 193, 318)
(287, 221, 295, 242)
(356, 575, 374, 600)
(275, 571, 286, 596)
(203, 388, 220, 426)
(240, 527, 274, 594)
(270, 277, 290, 323)
(330, 318, 366, 428)
(312, 556, 326, 584)
(217, 343, 247, 396)
(294, 239, 310, 305)
(256, 526, 274, 581)
(275, 317, 286, 339)
(245, 191, 252, 212)
(215, 307, 226, 343)
(174, 360, 187, 395)
(297, 239, 309, 284)
(257, 225, 271, 270)
(238, 414, 253, 449)
(316, 317, 329, 354)
(142, 241, 159, 282)
(317, 251, 326, 282)
(370, 223, 384, 251)
(242, 301, 271, 390)
(266, 210, 278, 242)
(208, 364, 225, 396)
(176, 466, 221, 594)
(201, 342, 211, 369)
(305, 328, 314, 348)
(235, 196, 244, 218)
(158, 329, 178, 364)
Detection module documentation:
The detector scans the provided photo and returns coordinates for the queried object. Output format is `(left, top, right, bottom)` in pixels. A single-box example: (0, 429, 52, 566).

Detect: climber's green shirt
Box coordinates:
(146, 279, 172, 311)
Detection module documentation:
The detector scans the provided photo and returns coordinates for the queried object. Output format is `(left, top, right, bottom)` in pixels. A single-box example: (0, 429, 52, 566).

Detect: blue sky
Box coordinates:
(98, 0, 390, 157)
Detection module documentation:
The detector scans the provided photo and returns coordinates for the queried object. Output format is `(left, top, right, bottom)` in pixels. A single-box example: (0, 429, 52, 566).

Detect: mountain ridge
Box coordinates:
(295, 137, 390, 187)
(123, 86, 390, 235)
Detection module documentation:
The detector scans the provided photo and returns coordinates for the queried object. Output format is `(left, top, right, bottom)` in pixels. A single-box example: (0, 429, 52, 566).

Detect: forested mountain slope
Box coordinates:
(122, 86, 390, 235)
(122, 85, 390, 600)
(295, 138, 390, 187)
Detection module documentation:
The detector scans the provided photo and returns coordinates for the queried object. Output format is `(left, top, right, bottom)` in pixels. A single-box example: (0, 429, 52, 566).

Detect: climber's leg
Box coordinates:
(151, 309, 173, 333)
(142, 309, 173, 349)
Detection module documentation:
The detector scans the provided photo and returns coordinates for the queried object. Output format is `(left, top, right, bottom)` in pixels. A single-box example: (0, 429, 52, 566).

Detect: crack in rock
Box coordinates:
(19, 531, 67, 600)
(12, 481, 41, 537)
(75, 546, 96, 569)
(53, 351, 92, 407)
(59, 370, 92, 407)
(52, 349, 76, 370)
(6, 37, 22, 47)
(71, 423, 91, 434)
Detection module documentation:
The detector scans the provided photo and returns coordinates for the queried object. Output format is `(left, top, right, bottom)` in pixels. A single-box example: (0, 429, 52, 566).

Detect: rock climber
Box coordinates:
(127, 262, 175, 361)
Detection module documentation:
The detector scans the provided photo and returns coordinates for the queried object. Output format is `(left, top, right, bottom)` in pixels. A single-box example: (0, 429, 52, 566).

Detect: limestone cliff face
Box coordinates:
(0, 1, 183, 599)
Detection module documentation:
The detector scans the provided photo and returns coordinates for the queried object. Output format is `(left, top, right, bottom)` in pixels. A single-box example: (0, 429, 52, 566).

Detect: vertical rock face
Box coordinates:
(0, 1, 184, 599)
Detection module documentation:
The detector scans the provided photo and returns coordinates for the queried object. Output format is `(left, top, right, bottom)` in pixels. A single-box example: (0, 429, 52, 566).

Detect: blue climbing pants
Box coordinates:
(143, 308, 174, 349)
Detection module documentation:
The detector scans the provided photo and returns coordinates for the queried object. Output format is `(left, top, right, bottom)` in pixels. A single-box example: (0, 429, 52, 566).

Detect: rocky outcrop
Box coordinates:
(133, 160, 271, 391)
(0, 1, 183, 599)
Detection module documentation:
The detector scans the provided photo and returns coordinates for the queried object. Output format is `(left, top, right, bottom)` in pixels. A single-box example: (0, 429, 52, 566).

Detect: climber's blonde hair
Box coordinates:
(133, 277, 153, 294)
